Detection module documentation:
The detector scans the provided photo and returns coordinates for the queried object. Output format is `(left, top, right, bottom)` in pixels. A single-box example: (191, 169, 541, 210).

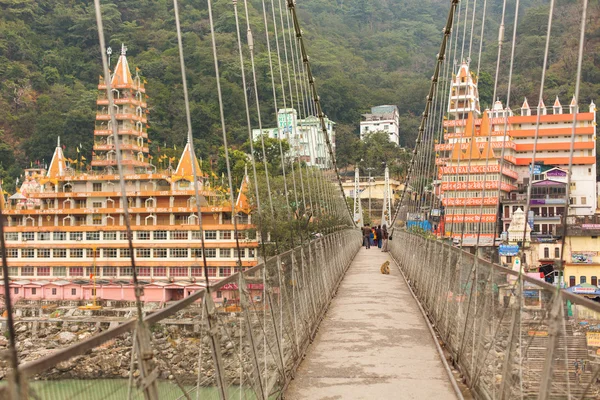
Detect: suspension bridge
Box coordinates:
(1, 0, 599, 398)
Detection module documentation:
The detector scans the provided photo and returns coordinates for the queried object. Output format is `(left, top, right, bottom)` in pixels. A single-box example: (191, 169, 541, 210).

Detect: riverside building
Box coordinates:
(435, 62, 597, 246)
(0, 45, 258, 301)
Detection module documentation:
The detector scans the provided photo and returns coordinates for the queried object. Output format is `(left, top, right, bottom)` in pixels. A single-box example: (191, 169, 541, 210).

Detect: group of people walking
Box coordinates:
(362, 224, 389, 252)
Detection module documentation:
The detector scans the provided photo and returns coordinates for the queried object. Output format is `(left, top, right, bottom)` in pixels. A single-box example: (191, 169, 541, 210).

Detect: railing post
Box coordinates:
(537, 292, 562, 400)
(238, 273, 266, 400)
(135, 322, 160, 400)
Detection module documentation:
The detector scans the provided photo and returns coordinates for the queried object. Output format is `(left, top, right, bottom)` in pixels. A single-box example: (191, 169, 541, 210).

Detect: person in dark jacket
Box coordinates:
(362, 224, 371, 249)
(376, 225, 383, 248)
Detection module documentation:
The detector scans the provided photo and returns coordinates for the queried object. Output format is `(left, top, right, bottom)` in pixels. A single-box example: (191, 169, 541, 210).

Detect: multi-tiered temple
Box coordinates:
(0, 45, 258, 302)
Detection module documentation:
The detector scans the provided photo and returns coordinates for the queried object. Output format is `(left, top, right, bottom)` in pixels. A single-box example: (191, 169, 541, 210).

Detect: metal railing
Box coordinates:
(390, 232, 600, 399)
(2, 228, 362, 399)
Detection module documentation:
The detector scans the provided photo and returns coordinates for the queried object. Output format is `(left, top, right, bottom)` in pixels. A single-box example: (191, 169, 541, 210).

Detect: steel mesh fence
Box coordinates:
(3, 229, 361, 400)
(390, 231, 600, 399)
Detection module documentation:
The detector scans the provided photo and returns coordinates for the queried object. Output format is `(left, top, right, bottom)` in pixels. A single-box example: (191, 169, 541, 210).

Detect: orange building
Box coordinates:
(0, 45, 258, 288)
(436, 63, 596, 246)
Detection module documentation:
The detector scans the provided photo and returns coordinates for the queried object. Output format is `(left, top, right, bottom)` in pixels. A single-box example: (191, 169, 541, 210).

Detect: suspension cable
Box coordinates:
(390, 0, 460, 232)
(286, 0, 356, 227)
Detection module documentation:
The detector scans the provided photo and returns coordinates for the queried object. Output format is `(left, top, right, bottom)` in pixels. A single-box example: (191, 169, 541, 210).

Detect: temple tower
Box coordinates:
(93, 44, 150, 174)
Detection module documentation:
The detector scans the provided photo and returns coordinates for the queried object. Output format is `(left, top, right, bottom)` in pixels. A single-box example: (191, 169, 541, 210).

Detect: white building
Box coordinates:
(252, 109, 336, 169)
(359, 105, 400, 145)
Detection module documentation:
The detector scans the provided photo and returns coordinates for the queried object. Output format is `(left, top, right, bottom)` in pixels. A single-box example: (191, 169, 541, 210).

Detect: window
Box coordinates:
(248, 249, 256, 258)
(104, 248, 118, 258)
(71, 288, 77, 296)
(86, 232, 100, 240)
(8, 267, 17, 276)
(22, 232, 35, 241)
(87, 248, 100, 258)
(14, 288, 19, 294)
(191, 267, 203, 277)
(580, 276, 587, 284)
(136, 249, 151, 258)
(581, 197, 587, 205)
(216, 290, 222, 298)
(170, 267, 188, 277)
(205, 248, 216, 258)
(205, 231, 217, 240)
(138, 267, 151, 276)
(22, 267, 34, 276)
(39, 232, 51, 241)
(219, 267, 231, 277)
(91, 288, 97, 296)
(53, 249, 67, 258)
(137, 231, 151, 240)
(32, 288, 37, 295)
(219, 248, 231, 258)
(235, 232, 246, 240)
(120, 267, 132, 276)
(220, 231, 232, 240)
(103, 267, 117, 276)
(92, 201, 103, 208)
(234, 248, 245, 258)
(171, 231, 188, 240)
(37, 267, 50, 276)
(92, 213, 102, 225)
(120, 231, 132, 240)
(154, 231, 167, 240)
(191, 248, 202, 258)
(104, 232, 117, 240)
(153, 267, 166, 276)
(191, 231, 202, 240)
(93, 183, 102, 192)
(154, 248, 168, 258)
(22, 249, 35, 258)
(554, 248, 560, 258)
(51, 288, 57, 295)
(53, 267, 66, 276)
(543, 247, 549, 259)
(70, 232, 83, 241)
(206, 267, 217, 277)
(171, 248, 188, 258)
(5, 232, 18, 241)
(70, 249, 84, 258)
(592, 276, 598, 286)
(570, 197, 576, 205)
(69, 267, 84, 276)
(6, 249, 18, 258)
(53, 232, 66, 240)
(38, 249, 51, 258)
(120, 248, 131, 258)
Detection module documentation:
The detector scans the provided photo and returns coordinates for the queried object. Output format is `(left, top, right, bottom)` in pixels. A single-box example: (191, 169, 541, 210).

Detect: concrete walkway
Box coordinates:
(285, 246, 457, 400)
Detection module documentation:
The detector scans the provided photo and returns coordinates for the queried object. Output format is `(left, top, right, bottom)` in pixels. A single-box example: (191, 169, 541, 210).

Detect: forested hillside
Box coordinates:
(0, 0, 598, 191)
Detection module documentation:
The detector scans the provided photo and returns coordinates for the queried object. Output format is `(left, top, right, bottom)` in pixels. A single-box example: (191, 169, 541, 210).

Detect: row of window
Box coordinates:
(5, 265, 243, 278)
(5, 230, 249, 242)
(570, 276, 598, 287)
(6, 247, 255, 259)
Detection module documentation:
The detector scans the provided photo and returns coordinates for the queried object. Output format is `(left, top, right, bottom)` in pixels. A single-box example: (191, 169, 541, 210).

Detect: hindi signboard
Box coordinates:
(499, 244, 519, 256)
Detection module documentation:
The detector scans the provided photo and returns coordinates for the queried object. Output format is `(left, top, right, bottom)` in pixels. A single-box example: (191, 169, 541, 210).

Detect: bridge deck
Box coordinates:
(285, 246, 458, 400)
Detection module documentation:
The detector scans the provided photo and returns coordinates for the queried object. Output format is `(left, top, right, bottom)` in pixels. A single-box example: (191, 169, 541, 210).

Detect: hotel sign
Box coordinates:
(571, 252, 596, 264)
(582, 224, 600, 229)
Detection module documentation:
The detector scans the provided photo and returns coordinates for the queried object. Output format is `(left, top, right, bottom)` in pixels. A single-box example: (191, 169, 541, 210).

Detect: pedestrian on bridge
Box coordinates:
(376, 225, 382, 249)
(381, 225, 389, 252)
(362, 224, 371, 249)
